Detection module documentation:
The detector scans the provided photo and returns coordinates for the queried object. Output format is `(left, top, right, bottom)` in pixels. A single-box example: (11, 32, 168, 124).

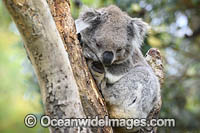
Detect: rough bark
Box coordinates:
(146, 48, 164, 85)
(145, 48, 164, 133)
(46, 0, 112, 132)
(3, 0, 164, 132)
(3, 0, 87, 132)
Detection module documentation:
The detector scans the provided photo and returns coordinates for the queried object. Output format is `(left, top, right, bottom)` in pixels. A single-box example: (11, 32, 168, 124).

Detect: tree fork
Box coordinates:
(46, 0, 112, 132)
(3, 0, 111, 132)
(3, 0, 164, 132)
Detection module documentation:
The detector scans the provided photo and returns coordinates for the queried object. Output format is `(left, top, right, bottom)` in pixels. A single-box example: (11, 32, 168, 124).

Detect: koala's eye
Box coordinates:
(116, 48, 123, 53)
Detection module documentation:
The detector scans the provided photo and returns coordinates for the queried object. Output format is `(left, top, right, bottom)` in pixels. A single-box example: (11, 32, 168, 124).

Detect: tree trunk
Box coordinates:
(3, 0, 164, 133)
(3, 0, 95, 132)
(46, 0, 111, 123)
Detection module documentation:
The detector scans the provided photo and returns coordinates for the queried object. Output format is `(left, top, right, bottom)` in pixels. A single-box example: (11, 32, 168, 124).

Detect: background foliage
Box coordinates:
(0, 0, 200, 132)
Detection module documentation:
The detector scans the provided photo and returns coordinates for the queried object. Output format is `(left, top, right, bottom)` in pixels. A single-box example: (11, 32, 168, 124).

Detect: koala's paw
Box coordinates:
(87, 60, 106, 89)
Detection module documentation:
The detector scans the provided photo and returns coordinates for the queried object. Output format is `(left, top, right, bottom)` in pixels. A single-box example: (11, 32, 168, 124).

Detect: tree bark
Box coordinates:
(46, 0, 110, 118)
(145, 48, 164, 133)
(46, 0, 112, 132)
(3, 0, 88, 132)
(3, 0, 164, 132)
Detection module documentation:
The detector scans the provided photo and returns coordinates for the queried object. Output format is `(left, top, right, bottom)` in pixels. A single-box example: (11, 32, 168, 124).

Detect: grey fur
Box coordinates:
(76, 5, 160, 132)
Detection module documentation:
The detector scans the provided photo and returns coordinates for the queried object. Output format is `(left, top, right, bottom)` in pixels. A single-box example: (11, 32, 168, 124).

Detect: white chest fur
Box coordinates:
(105, 69, 125, 84)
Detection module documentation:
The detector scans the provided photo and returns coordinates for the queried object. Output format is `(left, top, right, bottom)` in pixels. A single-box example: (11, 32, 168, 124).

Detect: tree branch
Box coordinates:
(145, 48, 164, 133)
(46, 0, 112, 132)
(3, 0, 164, 132)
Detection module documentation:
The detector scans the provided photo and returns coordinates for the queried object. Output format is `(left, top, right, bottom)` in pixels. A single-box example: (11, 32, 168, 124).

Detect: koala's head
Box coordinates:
(76, 5, 149, 66)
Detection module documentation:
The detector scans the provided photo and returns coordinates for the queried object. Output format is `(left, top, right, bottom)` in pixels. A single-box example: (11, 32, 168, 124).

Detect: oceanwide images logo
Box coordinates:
(24, 114, 176, 129)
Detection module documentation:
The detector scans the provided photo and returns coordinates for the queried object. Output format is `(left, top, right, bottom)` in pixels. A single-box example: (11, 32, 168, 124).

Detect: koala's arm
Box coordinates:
(82, 45, 99, 61)
(87, 60, 107, 89)
(101, 65, 160, 119)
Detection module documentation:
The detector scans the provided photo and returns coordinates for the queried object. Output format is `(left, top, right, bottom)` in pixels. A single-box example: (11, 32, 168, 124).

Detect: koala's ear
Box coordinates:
(75, 8, 102, 34)
(75, 19, 90, 34)
(132, 18, 150, 38)
(129, 18, 150, 46)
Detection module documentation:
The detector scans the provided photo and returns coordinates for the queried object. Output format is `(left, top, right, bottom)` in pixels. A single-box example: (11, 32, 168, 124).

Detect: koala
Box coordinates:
(75, 5, 161, 132)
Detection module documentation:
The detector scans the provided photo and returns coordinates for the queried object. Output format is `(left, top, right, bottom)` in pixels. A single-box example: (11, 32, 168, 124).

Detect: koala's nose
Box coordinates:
(102, 51, 114, 65)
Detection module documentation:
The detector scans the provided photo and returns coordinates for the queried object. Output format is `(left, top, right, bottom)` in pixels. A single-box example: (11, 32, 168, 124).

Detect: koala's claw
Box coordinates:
(91, 61, 105, 73)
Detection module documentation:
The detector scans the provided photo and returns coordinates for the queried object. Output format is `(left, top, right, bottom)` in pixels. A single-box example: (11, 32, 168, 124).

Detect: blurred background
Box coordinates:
(0, 0, 200, 132)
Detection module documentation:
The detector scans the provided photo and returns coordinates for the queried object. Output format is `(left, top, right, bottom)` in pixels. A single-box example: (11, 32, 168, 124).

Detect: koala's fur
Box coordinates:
(76, 5, 161, 132)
